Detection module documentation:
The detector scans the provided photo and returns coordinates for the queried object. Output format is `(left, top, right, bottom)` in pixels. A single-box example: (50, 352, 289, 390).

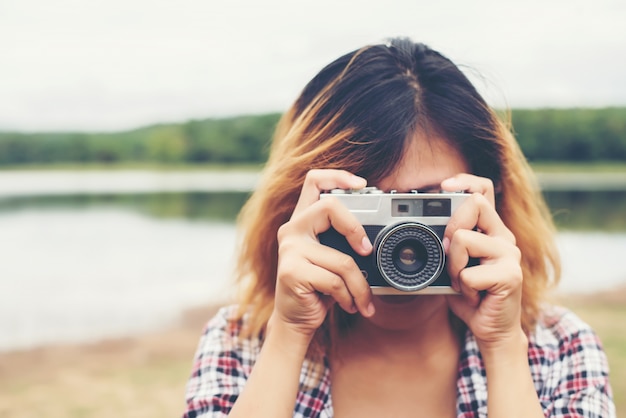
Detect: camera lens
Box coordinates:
(392, 239, 427, 274)
(374, 222, 445, 292)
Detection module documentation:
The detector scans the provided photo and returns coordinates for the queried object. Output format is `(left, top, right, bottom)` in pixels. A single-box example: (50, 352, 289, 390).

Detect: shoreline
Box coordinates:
(0, 304, 219, 373)
(0, 169, 626, 198)
(2, 284, 624, 358)
(1, 287, 624, 417)
(0, 305, 221, 418)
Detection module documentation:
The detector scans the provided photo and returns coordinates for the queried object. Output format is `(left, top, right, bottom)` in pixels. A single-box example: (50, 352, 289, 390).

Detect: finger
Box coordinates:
(306, 267, 359, 314)
(290, 196, 373, 256)
(293, 169, 367, 215)
(457, 263, 523, 297)
(447, 265, 512, 323)
(446, 230, 518, 291)
(441, 173, 495, 206)
(278, 242, 357, 313)
(449, 229, 517, 263)
(446, 229, 471, 291)
(305, 241, 374, 316)
(444, 193, 515, 245)
(449, 262, 522, 321)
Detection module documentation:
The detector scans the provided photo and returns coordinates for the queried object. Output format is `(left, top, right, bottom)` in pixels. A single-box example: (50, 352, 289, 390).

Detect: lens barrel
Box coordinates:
(374, 222, 445, 291)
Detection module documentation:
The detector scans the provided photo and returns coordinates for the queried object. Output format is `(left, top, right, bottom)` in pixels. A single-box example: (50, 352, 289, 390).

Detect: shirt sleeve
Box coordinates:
(539, 310, 616, 418)
(182, 306, 255, 418)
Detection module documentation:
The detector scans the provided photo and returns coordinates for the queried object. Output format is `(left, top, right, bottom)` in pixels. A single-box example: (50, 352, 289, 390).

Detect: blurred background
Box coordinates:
(0, 0, 625, 416)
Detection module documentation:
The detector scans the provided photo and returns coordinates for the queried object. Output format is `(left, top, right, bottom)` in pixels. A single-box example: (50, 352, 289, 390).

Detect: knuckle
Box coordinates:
(277, 221, 302, 246)
(452, 228, 471, 245)
(458, 267, 471, 284)
(496, 236, 521, 261)
(276, 222, 291, 242)
(328, 275, 344, 292)
(510, 244, 522, 262)
(471, 191, 489, 208)
(506, 229, 517, 245)
(507, 263, 524, 289)
(346, 220, 362, 237)
(303, 169, 323, 188)
(277, 239, 295, 258)
(446, 217, 461, 235)
(317, 196, 336, 212)
(277, 258, 297, 281)
(304, 169, 319, 182)
(513, 265, 523, 284)
(482, 177, 494, 192)
(276, 226, 302, 259)
(311, 196, 336, 220)
(337, 253, 356, 272)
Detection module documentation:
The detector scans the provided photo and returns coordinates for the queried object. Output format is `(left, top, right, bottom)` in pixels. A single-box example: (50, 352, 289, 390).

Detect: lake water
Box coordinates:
(0, 170, 625, 352)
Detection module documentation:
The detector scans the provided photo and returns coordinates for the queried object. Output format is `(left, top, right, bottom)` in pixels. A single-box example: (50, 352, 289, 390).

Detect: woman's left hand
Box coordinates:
(442, 174, 527, 354)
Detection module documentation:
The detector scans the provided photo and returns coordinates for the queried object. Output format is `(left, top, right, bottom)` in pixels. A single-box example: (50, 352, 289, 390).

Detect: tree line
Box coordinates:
(0, 108, 625, 166)
(510, 107, 626, 161)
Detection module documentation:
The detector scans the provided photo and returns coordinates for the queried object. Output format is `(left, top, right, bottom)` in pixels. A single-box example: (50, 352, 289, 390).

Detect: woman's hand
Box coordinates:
(442, 174, 527, 354)
(271, 169, 375, 343)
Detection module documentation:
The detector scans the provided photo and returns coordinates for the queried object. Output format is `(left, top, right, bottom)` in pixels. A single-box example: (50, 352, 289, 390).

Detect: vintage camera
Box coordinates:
(318, 187, 477, 295)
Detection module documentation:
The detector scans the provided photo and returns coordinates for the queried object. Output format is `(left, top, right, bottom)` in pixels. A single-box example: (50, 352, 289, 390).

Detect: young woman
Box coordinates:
(182, 38, 615, 417)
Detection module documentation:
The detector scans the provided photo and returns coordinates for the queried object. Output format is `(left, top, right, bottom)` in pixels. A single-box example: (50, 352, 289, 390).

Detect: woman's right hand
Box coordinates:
(271, 169, 376, 342)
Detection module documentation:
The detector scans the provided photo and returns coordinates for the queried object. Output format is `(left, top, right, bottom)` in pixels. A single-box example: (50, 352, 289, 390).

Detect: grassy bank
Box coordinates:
(0, 290, 624, 418)
(0, 307, 217, 418)
(557, 289, 626, 414)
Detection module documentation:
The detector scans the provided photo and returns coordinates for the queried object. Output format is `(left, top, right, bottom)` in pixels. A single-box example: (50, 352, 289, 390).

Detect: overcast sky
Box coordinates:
(1, 0, 625, 132)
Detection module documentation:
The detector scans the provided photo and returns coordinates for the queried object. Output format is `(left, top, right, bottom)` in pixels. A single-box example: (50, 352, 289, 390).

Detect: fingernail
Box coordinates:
(442, 237, 450, 253)
(361, 236, 373, 252)
(366, 302, 375, 317)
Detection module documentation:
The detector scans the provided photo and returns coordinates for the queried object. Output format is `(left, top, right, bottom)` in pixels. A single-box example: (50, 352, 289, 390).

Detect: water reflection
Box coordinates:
(1, 190, 624, 230)
(1, 189, 624, 351)
(0, 210, 237, 351)
(543, 190, 626, 231)
(0, 192, 251, 222)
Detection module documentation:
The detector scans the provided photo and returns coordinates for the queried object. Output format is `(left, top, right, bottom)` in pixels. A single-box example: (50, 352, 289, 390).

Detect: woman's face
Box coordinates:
(376, 134, 468, 193)
(366, 133, 469, 329)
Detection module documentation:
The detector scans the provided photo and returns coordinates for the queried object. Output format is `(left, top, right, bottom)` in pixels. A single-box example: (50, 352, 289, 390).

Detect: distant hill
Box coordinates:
(0, 108, 625, 167)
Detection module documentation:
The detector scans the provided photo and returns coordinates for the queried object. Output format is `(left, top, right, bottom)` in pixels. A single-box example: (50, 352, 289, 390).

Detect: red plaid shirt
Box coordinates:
(183, 305, 615, 417)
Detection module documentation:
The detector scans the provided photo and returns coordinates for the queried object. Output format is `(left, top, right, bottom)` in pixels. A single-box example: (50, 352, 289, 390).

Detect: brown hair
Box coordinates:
(233, 38, 560, 352)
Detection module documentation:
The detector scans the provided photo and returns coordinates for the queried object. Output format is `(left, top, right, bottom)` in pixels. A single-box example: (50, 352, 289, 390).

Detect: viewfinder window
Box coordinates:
(423, 199, 451, 217)
(392, 199, 423, 216)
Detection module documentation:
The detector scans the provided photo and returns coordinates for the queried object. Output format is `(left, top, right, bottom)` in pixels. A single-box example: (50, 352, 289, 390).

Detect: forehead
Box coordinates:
(376, 135, 469, 192)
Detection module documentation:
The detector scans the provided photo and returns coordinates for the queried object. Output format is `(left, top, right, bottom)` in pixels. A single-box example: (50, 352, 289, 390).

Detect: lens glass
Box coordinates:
(375, 222, 445, 291)
(392, 239, 426, 274)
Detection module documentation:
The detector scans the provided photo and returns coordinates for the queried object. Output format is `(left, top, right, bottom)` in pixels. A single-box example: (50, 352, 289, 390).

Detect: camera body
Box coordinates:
(318, 187, 478, 295)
